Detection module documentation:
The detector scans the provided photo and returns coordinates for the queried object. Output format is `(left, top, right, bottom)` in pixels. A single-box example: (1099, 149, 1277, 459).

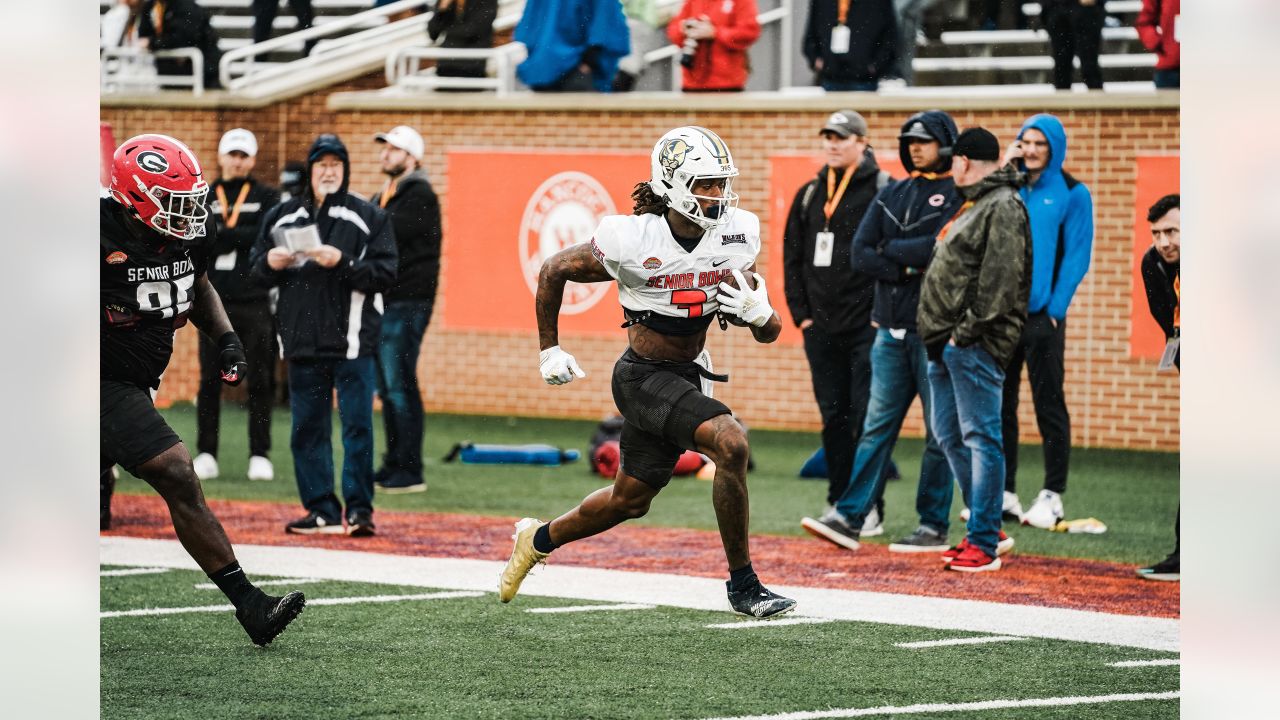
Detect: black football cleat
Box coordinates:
(726, 579, 797, 619)
(236, 590, 306, 646)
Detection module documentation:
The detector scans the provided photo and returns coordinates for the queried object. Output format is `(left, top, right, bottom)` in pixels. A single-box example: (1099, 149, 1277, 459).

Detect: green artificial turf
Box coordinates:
(100, 568, 1179, 720)
(115, 404, 1179, 565)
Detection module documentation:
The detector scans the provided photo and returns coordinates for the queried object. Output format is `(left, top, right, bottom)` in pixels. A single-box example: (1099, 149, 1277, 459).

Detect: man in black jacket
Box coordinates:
(370, 126, 441, 495)
(251, 134, 398, 537)
(783, 110, 883, 524)
(193, 129, 281, 485)
(801, 110, 961, 554)
(137, 0, 223, 89)
(802, 0, 898, 91)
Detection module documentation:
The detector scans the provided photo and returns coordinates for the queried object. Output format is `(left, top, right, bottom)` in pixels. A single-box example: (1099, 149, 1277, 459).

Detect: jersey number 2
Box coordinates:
(136, 275, 195, 318)
(671, 289, 707, 318)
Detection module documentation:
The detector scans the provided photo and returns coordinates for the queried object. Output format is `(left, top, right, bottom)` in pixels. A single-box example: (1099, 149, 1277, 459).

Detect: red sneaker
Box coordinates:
(941, 538, 970, 564)
(996, 530, 1015, 557)
(947, 543, 1002, 573)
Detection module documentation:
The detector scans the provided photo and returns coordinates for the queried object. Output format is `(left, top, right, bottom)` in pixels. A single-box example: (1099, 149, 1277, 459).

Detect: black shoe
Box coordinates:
(726, 579, 797, 618)
(1136, 552, 1179, 582)
(285, 511, 345, 535)
(889, 526, 949, 553)
(236, 589, 306, 646)
(377, 470, 426, 494)
(799, 508, 861, 551)
(347, 510, 376, 537)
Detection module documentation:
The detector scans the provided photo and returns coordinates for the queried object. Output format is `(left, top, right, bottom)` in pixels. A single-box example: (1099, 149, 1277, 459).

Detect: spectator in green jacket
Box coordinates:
(918, 127, 1031, 573)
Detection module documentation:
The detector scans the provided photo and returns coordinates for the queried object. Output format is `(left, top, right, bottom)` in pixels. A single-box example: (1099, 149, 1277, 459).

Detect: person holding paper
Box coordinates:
(192, 128, 281, 484)
(250, 133, 398, 537)
(802, 0, 899, 91)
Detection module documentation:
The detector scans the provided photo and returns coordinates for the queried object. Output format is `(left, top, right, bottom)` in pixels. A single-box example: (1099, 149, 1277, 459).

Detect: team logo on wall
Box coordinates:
(519, 171, 616, 314)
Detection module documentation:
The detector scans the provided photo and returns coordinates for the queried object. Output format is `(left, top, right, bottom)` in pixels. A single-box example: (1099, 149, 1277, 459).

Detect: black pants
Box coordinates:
(253, 0, 315, 51)
(197, 300, 276, 459)
(1045, 4, 1104, 89)
(1001, 312, 1070, 495)
(803, 323, 876, 506)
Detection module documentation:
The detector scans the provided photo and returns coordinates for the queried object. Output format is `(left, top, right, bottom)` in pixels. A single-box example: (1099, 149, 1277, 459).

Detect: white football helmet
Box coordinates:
(649, 126, 739, 230)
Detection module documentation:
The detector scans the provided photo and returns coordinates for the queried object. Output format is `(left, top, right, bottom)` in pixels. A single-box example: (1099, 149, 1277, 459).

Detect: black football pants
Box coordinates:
(1001, 312, 1071, 495)
(197, 300, 276, 459)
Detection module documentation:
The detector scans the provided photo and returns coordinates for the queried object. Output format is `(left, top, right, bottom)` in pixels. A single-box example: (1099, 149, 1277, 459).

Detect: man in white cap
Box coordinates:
(193, 128, 282, 484)
(371, 126, 441, 494)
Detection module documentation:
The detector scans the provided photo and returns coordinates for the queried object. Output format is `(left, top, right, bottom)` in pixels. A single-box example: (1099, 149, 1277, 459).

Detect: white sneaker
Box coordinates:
(861, 506, 884, 537)
(1023, 489, 1064, 529)
(247, 456, 274, 482)
(193, 453, 219, 481)
(1002, 491, 1025, 523)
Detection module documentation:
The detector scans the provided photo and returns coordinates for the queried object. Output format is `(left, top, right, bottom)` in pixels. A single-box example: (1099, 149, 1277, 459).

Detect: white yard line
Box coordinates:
(101, 591, 483, 618)
(1108, 658, 1180, 668)
(193, 577, 326, 590)
(700, 691, 1180, 720)
(527, 603, 655, 614)
(895, 635, 1026, 649)
(100, 537, 1180, 651)
(100, 567, 170, 577)
(707, 617, 837, 629)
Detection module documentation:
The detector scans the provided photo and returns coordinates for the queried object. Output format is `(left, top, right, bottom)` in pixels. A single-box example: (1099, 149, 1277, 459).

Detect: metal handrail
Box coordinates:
(384, 0, 525, 86)
(219, 0, 429, 90)
(101, 47, 204, 95)
(388, 44, 529, 94)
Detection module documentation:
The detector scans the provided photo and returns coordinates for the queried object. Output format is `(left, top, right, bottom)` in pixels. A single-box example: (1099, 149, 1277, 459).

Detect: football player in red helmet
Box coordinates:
(101, 133, 306, 646)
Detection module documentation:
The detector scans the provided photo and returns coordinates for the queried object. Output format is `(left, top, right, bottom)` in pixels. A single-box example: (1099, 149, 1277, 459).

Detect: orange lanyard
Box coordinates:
(837, 0, 850, 23)
(1172, 274, 1180, 329)
(935, 200, 974, 243)
(822, 166, 854, 230)
(152, 2, 165, 35)
(215, 182, 252, 229)
(379, 179, 397, 209)
(910, 170, 952, 180)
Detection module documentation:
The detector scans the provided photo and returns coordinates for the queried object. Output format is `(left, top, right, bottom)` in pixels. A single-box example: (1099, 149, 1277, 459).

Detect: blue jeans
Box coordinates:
(376, 299, 433, 478)
(927, 344, 1006, 556)
(835, 329, 953, 532)
(288, 356, 377, 522)
(821, 79, 879, 92)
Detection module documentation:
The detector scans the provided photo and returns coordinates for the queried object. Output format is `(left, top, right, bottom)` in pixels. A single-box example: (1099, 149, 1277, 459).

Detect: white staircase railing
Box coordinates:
(101, 47, 205, 95)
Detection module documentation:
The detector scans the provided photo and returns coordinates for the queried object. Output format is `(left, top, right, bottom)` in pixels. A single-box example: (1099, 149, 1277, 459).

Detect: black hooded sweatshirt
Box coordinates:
(371, 169, 442, 303)
(783, 147, 883, 336)
(851, 110, 963, 332)
(249, 134, 398, 360)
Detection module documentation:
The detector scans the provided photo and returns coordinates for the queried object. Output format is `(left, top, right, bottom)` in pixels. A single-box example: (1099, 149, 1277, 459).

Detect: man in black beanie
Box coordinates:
(250, 134, 398, 537)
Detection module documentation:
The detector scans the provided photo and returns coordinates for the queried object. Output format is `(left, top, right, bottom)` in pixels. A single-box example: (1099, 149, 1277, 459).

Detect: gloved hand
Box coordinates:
(717, 270, 774, 328)
(539, 345, 586, 385)
(217, 331, 248, 386)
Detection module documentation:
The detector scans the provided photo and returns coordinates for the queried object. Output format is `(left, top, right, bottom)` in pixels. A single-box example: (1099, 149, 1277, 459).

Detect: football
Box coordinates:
(717, 269, 756, 327)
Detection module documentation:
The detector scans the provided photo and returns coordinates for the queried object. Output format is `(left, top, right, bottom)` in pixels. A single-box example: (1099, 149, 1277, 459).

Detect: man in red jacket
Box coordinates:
(1136, 0, 1179, 89)
(667, 0, 761, 92)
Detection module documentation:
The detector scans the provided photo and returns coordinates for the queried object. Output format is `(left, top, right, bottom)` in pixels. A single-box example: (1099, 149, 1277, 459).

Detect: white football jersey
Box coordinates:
(589, 210, 761, 324)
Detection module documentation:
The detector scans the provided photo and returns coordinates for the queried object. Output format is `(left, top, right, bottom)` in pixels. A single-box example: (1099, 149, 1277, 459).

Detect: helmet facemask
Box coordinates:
(136, 175, 209, 240)
(669, 171, 739, 230)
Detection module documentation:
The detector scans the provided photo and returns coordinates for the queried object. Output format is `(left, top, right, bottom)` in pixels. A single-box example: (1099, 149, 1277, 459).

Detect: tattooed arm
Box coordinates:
(536, 242, 613, 351)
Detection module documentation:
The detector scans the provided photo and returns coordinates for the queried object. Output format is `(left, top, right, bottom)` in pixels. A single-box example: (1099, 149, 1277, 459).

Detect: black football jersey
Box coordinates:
(100, 197, 215, 389)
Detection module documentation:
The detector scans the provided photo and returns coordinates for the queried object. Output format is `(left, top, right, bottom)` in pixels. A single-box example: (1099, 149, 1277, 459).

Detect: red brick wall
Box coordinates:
(101, 91, 1180, 450)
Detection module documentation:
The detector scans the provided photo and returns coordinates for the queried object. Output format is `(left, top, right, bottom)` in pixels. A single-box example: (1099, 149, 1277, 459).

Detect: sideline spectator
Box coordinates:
(1136, 0, 1179, 89)
(251, 134, 398, 537)
(370, 127, 442, 495)
(802, 0, 898, 92)
(1136, 193, 1179, 581)
(137, 0, 224, 89)
(253, 0, 315, 56)
(666, 0, 761, 92)
(1000, 114, 1094, 530)
(614, 0, 674, 91)
(800, 110, 962, 554)
(193, 129, 282, 484)
(782, 110, 885, 532)
(1041, 0, 1105, 90)
(427, 0, 498, 85)
(890, 0, 936, 85)
(101, 0, 146, 49)
(919, 127, 1031, 573)
(514, 0, 630, 92)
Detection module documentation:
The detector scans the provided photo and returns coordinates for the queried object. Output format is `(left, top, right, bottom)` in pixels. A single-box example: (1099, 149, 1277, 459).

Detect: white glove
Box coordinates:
(717, 270, 774, 328)
(539, 345, 586, 385)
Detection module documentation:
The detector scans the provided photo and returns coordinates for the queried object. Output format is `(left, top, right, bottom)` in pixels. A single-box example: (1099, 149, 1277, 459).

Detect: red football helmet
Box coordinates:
(109, 134, 209, 241)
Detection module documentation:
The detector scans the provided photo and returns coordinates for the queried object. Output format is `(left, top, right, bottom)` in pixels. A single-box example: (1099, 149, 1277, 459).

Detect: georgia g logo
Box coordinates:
(658, 139, 693, 179)
(136, 150, 169, 174)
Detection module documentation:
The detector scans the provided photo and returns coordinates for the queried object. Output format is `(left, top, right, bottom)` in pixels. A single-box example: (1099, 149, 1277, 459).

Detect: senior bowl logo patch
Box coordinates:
(518, 171, 616, 315)
(642, 257, 662, 270)
(929, 194, 946, 207)
(106, 251, 128, 265)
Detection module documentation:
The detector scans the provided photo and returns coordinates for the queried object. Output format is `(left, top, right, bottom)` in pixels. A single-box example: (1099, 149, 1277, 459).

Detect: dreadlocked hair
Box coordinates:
(631, 181, 668, 216)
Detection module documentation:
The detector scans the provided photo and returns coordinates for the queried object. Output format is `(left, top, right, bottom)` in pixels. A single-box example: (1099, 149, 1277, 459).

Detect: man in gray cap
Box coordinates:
(783, 110, 889, 524)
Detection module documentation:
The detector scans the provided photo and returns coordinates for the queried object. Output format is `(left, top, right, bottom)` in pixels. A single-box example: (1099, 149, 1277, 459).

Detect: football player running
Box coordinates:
(101, 134, 305, 645)
(499, 126, 796, 618)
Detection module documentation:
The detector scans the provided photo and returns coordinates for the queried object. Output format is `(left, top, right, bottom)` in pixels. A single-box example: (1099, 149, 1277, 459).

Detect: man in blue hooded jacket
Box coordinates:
(800, 110, 963, 553)
(514, 0, 630, 92)
(999, 113, 1094, 530)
